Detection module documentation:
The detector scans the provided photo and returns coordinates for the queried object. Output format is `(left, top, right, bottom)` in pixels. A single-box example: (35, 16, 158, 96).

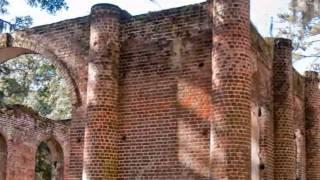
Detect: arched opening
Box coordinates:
(0, 51, 75, 120)
(0, 33, 82, 179)
(0, 134, 7, 179)
(0, 44, 80, 106)
(35, 138, 64, 180)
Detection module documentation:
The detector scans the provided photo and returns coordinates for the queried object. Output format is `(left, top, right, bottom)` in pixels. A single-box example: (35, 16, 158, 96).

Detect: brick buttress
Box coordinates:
(273, 38, 295, 179)
(305, 71, 320, 180)
(210, 0, 253, 179)
(83, 4, 121, 179)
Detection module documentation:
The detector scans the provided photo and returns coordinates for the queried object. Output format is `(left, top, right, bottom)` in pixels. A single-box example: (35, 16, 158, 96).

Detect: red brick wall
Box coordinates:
(0, 1, 317, 179)
(16, 20, 90, 179)
(294, 72, 306, 180)
(211, 0, 252, 178)
(119, 2, 211, 179)
(0, 16, 90, 179)
(251, 32, 274, 180)
(83, 4, 121, 178)
(305, 71, 320, 180)
(0, 133, 6, 179)
(272, 38, 296, 179)
(0, 105, 70, 180)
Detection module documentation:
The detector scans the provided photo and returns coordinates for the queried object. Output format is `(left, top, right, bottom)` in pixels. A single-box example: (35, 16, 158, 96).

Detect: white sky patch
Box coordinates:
(251, 0, 290, 36)
(2, 0, 289, 32)
(2, 0, 205, 26)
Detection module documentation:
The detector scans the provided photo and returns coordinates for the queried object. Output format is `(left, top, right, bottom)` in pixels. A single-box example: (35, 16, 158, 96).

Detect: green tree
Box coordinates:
(0, 0, 67, 14)
(0, 0, 71, 119)
(35, 142, 52, 180)
(0, 0, 68, 32)
(0, 54, 72, 120)
(278, 0, 320, 70)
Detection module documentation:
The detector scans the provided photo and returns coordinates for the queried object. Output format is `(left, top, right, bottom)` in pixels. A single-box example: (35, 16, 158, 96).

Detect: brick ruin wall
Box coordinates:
(0, 105, 70, 180)
(0, 0, 319, 179)
(0, 16, 90, 179)
(118, 3, 211, 179)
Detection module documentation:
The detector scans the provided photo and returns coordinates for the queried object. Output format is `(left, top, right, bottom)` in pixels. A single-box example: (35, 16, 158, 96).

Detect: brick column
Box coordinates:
(83, 4, 120, 179)
(272, 38, 295, 179)
(211, 0, 252, 179)
(305, 71, 320, 180)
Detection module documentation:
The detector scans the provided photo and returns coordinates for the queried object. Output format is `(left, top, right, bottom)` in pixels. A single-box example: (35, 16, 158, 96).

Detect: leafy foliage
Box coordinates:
(278, 0, 320, 49)
(14, 16, 33, 30)
(0, 0, 8, 14)
(0, 0, 67, 32)
(277, 0, 320, 71)
(0, 0, 67, 15)
(289, 0, 320, 28)
(0, 1, 71, 119)
(26, 0, 68, 14)
(0, 54, 72, 120)
(0, 16, 33, 32)
(35, 142, 52, 180)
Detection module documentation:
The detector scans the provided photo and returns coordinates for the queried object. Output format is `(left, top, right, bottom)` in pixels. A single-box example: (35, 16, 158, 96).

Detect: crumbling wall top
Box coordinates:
(0, 104, 71, 126)
(305, 71, 319, 80)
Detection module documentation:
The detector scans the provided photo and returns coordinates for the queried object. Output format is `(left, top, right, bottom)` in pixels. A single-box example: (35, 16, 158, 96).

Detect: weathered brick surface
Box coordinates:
(251, 32, 274, 180)
(294, 71, 306, 180)
(305, 71, 320, 180)
(0, 1, 318, 180)
(0, 105, 70, 180)
(272, 38, 296, 179)
(0, 16, 89, 179)
(83, 4, 121, 179)
(210, 0, 252, 179)
(0, 132, 6, 179)
(119, 2, 211, 179)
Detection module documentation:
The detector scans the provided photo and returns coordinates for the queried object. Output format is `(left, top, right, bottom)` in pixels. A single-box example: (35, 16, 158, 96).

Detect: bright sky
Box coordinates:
(2, 0, 290, 34)
(3, 0, 311, 73)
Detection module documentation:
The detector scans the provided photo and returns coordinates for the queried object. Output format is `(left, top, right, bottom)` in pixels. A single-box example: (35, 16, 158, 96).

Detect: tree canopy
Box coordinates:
(0, 0, 67, 15)
(0, 0, 71, 120)
(0, 0, 68, 32)
(278, 0, 320, 70)
(0, 55, 72, 120)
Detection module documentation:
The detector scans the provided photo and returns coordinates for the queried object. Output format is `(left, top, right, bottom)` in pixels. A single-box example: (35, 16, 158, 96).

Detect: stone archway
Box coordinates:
(0, 133, 7, 180)
(35, 138, 64, 180)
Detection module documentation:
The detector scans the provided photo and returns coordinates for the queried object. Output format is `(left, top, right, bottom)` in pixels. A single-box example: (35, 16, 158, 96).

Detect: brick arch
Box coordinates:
(0, 33, 81, 106)
(36, 134, 68, 159)
(36, 137, 65, 180)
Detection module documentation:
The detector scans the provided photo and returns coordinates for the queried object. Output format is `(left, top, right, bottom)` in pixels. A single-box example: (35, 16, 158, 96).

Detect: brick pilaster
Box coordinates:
(83, 4, 121, 179)
(305, 71, 320, 180)
(210, 0, 252, 179)
(273, 38, 295, 179)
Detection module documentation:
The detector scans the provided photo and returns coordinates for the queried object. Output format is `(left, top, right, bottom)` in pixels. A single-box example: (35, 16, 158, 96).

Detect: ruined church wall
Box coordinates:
(0, 1, 314, 179)
(117, 1, 308, 179)
(250, 28, 274, 180)
(304, 71, 320, 180)
(0, 105, 70, 180)
(293, 71, 306, 180)
(0, 16, 91, 179)
(251, 36, 307, 180)
(17, 17, 90, 179)
(250, 34, 308, 180)
(9, 16, 90, 103)
(119, 2, 211, 179)
(118, 1, 287, 179)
